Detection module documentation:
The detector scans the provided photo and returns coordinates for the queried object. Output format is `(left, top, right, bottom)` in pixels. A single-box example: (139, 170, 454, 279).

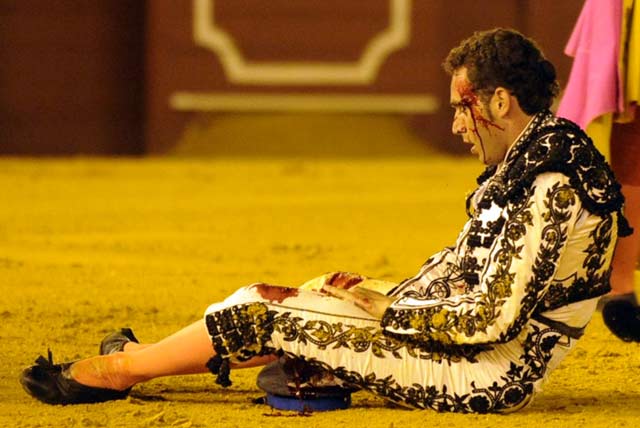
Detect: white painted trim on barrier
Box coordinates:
(193, 0, 412, 85)
(169, 92, 439, 113)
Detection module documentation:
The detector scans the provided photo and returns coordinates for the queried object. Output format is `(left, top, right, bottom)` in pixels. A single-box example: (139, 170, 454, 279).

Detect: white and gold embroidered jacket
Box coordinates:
(382, 111, 628, 347)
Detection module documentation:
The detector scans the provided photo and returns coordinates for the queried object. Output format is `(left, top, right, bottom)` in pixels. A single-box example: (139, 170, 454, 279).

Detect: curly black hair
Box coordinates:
(443, 28, 559, 115)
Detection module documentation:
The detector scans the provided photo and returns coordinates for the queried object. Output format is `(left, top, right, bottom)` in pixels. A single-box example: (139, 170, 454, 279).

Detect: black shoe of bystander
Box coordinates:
(597, 292, 638, 311)
(602, 299, 640, 342)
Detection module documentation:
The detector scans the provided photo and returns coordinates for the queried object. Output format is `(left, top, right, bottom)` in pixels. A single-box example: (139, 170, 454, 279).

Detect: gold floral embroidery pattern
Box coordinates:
(206, 303, 563, 412)
(381, 182, 576, 345)
(500, 183, 575, 341)
(271, 311, 486, 363)
(278, 324, 561, 413)
(539, 213, 614, 311)
(206, 303, 487, 375)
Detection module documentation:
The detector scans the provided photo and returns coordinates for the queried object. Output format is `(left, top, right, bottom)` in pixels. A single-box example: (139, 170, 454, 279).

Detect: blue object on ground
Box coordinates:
(265, 392, 351, 412)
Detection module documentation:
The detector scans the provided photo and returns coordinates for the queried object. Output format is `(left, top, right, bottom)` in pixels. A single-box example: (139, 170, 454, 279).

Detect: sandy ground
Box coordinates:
(1, 156, 639, 428)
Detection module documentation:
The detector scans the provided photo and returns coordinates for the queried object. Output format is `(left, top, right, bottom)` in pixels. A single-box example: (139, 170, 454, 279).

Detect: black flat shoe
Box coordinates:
(602, 300, 640, 342)
(597, 292, 638, 311)
(20, 350, 130, 405)
(99, 328, 139, 355)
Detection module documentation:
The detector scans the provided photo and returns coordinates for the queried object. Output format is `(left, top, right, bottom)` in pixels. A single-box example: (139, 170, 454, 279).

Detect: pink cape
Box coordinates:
(556, 0, 624, 129)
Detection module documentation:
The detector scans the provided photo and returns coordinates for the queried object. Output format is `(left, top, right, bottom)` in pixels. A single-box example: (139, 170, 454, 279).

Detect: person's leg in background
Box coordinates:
(602, 116, 640, 341)
(610, 118, 640, 299)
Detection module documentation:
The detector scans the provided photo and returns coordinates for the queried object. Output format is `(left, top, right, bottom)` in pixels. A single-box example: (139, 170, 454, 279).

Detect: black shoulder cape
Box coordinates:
(476, 110, 633, 237)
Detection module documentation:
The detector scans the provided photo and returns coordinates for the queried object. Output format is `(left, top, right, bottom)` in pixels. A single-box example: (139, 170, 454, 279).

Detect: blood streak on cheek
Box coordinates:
(475, 110, 505, 133)
(252, 283, 299, 303)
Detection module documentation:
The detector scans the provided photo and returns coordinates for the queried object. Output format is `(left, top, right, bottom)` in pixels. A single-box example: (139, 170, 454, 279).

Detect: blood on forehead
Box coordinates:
(454, 78, 505, 134)
(455, 79, 480, 107)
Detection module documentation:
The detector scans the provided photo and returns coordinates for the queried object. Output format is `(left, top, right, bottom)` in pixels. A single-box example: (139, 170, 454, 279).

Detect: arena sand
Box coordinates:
(1, 156, 639, 428)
